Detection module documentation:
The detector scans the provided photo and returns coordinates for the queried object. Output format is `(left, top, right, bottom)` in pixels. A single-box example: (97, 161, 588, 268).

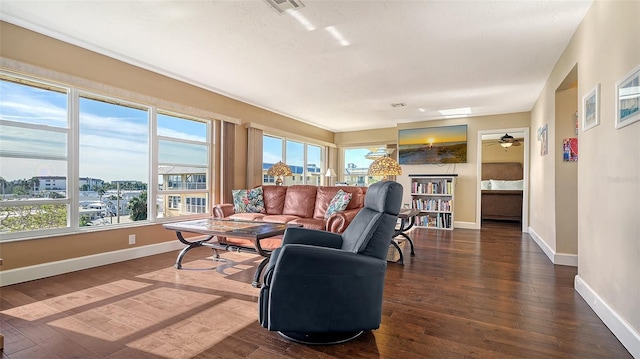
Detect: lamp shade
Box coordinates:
(267, 161, 293, 177)
(368, 156, 402, 176)
(325, 168, 337, 177)
(267, 161, 293, 185)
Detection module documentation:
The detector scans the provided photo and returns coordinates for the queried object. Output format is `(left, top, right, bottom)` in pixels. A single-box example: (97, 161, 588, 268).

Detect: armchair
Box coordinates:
(258, 181, 403, 344)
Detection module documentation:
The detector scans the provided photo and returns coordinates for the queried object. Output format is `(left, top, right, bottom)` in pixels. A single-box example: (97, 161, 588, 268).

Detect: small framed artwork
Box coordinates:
(563, 138, 578, 161)
(582, 83, 600, 132)
(615, 64, 640, 129)
(538, 124, 548, 156)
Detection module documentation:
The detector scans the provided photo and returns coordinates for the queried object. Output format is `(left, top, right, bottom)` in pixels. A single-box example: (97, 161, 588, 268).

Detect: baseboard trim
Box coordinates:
(527, 227, 577, 267)
(454, 221, 476, 229)
(0, 241, 184, 287)
(575, 275, 640, 358)
(527, 227, 555, 262)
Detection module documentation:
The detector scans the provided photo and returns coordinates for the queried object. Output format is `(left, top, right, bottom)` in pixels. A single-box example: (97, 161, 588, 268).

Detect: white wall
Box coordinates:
(529, 1, 640, 356)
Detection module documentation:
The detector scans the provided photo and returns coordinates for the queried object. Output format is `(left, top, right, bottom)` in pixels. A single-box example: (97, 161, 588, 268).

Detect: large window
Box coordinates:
(79, 96, 149, 226)
(0, 73, 213, 240)
(306, 144, 322, 185)
(262, 135, 325, 186)
(156, 113, 209, 218)
(286, 140, 304, 185)
(0, 77, 71, 234)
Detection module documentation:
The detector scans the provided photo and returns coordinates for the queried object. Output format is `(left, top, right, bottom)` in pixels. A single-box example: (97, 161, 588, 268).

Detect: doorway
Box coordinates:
(476, 128, 530, 232)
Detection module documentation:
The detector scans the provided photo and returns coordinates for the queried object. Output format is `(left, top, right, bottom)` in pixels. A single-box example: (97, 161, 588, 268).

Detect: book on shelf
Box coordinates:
(413, 180, 453, 194)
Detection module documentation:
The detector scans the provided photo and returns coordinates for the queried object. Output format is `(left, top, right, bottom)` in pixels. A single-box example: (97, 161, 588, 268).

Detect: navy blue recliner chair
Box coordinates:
(258, 180, 403, 344)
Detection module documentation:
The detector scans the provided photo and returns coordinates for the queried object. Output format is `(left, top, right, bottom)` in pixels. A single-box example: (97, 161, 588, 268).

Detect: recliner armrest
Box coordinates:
(281, 227, 343, 248)
(212, 203, 234, 218)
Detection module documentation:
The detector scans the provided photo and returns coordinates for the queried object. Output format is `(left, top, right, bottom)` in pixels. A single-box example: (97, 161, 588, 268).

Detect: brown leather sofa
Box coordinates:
(212, 185, 367, 250)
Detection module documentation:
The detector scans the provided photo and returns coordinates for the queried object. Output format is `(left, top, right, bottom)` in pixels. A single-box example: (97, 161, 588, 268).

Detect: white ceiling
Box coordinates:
(0, 0, 592, 133)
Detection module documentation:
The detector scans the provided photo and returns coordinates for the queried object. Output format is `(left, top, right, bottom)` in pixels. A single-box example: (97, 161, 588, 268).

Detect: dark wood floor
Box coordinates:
(1, 224, 632, 358)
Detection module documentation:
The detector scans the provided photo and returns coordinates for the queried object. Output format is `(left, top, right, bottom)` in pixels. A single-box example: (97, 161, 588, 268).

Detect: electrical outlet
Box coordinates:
(128, 234, 136, 245)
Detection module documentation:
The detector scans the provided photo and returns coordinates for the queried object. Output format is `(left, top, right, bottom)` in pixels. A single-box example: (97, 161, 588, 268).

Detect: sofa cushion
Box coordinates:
(324, 189, 353, 219)
(232, 187, 265, 213)
(263, 185, 288, 215)
(282, 185, 318, 218)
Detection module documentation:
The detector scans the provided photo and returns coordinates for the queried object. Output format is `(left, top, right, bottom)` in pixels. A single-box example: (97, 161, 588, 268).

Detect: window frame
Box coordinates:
(341, 145, 389, 187)
(0, 71, 215, 242)
(262, 134, 327, 186)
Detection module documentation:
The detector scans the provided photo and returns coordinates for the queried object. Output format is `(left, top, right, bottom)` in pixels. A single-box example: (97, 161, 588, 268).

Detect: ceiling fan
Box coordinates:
(497, 133, 521, 148)
(488, 133, 522, 150)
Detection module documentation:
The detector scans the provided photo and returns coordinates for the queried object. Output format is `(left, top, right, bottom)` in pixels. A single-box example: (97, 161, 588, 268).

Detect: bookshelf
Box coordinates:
(409, 174, 457, 230)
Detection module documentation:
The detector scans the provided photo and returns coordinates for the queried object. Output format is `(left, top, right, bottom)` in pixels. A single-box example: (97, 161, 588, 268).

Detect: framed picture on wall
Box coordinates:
(582, 83, 600, 132)
(615, 64, 640, 129)
(563, 138, 578, 161)
(538, 124, 548, 156)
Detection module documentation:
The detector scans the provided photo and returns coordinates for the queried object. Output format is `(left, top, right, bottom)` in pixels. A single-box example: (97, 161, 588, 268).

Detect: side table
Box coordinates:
(390, 208, 419, 264)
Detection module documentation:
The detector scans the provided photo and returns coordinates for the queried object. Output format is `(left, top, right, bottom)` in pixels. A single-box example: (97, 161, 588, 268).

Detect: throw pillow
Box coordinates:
(232, 186, 265, 213)
(324, 189, 352, 219)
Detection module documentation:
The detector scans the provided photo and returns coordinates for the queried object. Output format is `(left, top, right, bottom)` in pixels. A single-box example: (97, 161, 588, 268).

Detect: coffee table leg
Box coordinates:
(174, 232, 214, 269)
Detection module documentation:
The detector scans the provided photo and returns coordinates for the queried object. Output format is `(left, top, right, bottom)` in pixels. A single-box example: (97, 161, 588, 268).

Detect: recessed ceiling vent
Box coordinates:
(391, 103, 407, 108)
(265, 0, 305, 14)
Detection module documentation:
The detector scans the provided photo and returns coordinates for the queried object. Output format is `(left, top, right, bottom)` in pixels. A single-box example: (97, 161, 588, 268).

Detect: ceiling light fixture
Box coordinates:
(438, 107, 471, 118)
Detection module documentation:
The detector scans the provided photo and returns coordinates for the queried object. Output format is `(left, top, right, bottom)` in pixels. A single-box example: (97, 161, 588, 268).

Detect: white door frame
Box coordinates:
(476, 127, 530, 232)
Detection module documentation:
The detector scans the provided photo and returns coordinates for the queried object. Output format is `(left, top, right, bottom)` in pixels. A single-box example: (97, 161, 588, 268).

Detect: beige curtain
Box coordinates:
(327, 147, 338, 185)
(220, 122, 236, 203)
(387, 143, 399, 182)
(246, 126, 263, 189)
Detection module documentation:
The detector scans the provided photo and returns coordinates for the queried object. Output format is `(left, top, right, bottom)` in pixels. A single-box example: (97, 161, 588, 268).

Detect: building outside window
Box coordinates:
(186, 197, 206, 214)
(168, 195, 181, 209)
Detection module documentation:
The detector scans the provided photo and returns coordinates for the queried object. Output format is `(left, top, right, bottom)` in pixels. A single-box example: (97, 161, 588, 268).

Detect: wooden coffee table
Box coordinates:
(164, 218, 296, 287)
